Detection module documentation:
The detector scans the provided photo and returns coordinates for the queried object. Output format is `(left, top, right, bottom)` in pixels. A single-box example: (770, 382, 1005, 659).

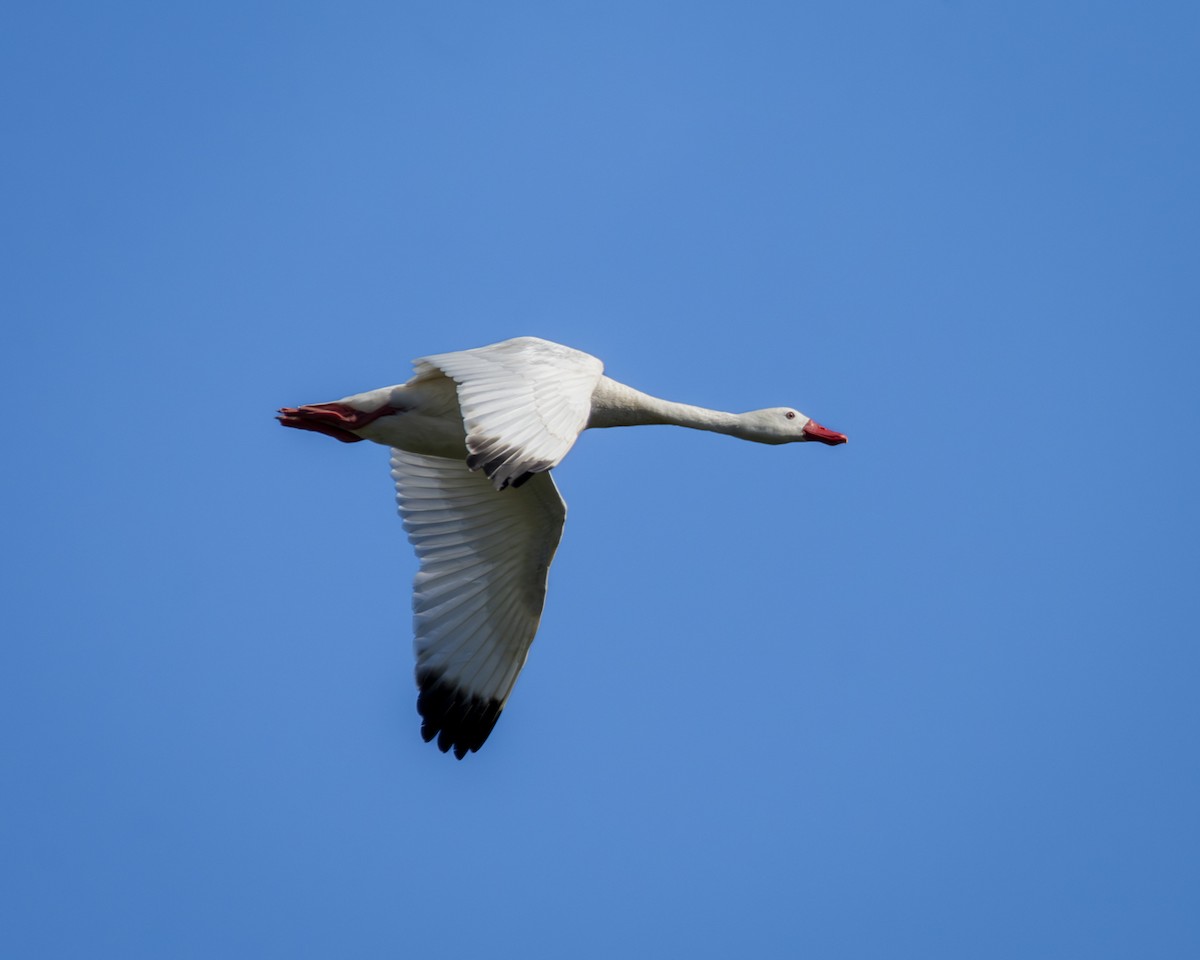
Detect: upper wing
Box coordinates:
(413, 336, 604, 490)
(391, 447, 567, 758)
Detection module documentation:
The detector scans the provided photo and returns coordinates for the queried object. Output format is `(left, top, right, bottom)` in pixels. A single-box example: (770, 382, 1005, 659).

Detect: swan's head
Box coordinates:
(739, 408, 848, 446)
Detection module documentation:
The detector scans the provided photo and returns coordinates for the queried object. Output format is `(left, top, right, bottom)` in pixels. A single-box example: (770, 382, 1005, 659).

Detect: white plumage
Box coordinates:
(415, 338, 603, 491)
(279, 336, 846, 758)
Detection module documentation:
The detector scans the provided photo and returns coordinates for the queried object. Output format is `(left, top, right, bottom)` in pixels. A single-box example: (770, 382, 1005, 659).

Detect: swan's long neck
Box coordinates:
(587, 376, 742, 436)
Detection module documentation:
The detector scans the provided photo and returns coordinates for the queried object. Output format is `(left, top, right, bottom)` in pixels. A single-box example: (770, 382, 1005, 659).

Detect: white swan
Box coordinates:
(279, 336, 846, 758)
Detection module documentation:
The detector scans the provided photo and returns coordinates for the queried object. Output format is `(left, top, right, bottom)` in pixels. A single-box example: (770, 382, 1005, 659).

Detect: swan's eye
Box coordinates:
(785, 411, 796, 420)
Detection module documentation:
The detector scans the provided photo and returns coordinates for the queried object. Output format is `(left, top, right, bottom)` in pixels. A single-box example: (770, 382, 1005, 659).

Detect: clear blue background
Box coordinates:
(3, 2, 1198, 957)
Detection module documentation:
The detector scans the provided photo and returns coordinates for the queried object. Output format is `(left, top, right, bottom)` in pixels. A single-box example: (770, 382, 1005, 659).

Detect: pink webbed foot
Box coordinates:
(276, 402, 396, 443)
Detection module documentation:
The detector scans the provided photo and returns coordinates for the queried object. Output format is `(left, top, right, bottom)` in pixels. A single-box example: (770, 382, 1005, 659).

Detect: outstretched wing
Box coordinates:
(413, 336, 604, 490)
(391, 447, 567, 758)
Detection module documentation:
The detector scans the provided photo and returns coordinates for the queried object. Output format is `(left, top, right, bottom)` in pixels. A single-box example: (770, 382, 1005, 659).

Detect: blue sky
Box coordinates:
(3, 2, 1198, 956)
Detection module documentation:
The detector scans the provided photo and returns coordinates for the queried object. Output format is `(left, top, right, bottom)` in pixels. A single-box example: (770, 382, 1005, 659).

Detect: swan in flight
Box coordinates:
(278, 336, 847, 758)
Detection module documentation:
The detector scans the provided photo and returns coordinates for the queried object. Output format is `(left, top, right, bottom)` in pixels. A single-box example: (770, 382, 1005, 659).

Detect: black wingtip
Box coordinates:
(416, 668, 503, 759)
(465, 439, 552, 490)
